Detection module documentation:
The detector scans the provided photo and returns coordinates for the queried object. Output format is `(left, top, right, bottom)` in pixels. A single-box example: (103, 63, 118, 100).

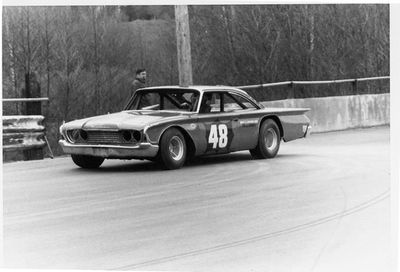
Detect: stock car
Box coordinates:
(59, 86, 311, 169)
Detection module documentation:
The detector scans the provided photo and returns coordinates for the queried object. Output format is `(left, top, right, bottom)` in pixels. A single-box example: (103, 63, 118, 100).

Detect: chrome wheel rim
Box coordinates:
(169, 136, 184, 161)
(264, 128, 278, 151)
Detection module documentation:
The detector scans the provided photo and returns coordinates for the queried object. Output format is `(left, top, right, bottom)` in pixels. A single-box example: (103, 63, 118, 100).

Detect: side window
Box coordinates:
(200, 93, 221, 113)
(161, 92, 199, 112)
(222, 93, 257, 112)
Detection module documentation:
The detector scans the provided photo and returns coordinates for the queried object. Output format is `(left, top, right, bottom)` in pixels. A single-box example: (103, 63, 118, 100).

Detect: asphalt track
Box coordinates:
(2, 126, 391, 271)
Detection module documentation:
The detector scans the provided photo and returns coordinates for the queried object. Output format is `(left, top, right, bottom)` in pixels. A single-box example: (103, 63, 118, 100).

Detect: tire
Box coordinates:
(159, 128, 187, 170)
(250, 119, 281, 159)
(71, 154, 105, 169)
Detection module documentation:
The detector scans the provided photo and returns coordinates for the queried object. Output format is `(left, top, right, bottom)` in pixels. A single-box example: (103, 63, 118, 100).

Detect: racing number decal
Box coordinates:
(208, 124, 228, 149)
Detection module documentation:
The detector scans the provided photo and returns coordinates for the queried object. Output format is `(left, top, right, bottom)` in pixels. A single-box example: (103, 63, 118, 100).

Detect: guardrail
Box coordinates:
(2, 97, 49, 102)
(3, 97, 53, 160)
(236, 76, 390, 90)
(235, 76, 390, 132)
(3, 115, 46, 150)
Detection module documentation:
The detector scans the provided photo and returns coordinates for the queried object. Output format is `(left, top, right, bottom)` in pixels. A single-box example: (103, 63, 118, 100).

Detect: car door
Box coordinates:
(196, 91, 241, 155)
(224, 92, 260, 151)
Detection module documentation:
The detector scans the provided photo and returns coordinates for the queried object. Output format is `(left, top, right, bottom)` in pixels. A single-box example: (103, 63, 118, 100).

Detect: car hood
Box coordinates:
(64, 111, 189, 131)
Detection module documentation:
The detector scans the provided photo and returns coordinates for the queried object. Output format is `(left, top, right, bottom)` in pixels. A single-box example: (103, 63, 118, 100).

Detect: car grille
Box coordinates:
(87, 131, 123, 144)
(75, 131, 139, 145)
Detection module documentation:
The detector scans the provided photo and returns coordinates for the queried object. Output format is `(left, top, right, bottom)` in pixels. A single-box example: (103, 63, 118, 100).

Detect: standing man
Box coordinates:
(129, 68, 154, 109)
(131, 68, 147, 98)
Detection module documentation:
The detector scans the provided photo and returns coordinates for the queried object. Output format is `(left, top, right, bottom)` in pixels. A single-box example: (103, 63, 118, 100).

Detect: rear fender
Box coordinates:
(279, 114, 310, 142)
(259, 114, 310, 142)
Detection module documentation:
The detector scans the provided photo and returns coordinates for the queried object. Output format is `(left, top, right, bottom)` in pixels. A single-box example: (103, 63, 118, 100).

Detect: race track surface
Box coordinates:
(2, 126, 391, 271)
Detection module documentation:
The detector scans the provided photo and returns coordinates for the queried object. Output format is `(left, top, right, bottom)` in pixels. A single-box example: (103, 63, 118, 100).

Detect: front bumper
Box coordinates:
(59, 140, 159, 159)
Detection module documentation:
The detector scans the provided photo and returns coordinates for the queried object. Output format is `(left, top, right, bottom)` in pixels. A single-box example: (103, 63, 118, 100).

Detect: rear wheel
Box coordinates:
(71, 154, 104, 169)
(250, 119, 281, 159)
(159, 128, 187, 169)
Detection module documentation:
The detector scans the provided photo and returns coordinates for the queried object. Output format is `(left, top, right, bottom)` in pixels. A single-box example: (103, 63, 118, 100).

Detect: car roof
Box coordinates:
(131, 85, 264, 110)
(140, 85, 249, 95)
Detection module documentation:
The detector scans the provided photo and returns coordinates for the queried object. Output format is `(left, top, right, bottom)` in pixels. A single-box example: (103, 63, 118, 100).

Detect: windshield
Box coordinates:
(126, 89, 200, 112)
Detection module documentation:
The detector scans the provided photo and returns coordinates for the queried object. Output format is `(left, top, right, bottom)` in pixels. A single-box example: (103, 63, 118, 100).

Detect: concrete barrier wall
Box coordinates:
(261, 93, 390, 133)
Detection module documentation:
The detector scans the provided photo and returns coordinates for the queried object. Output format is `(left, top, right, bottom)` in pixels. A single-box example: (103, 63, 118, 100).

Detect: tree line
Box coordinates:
(188, 5, 389, 100)
(2, 4, 389, 157)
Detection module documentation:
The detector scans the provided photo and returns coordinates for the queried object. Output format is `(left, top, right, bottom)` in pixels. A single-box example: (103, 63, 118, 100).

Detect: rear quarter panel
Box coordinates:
(233, 108, 310, 142)
(258, 108, 310, 142)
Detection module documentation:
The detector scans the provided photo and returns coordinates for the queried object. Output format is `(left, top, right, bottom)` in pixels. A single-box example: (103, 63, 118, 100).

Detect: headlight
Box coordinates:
(121, 130, 141, 143)
(66, 129, 80, 143)
(66, 129, 88, 143)
(121, 130, 133, 142)
(80, 130, 88, 141)
(132, 130, 142, 142)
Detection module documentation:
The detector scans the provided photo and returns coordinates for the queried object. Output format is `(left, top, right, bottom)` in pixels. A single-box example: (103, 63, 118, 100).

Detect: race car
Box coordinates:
(59, 86, 311, 169)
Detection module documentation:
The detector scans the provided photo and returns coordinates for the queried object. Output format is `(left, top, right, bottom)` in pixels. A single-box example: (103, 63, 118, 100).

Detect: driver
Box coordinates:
(200, 93, 212, 113)
(173, 93, 199, 111)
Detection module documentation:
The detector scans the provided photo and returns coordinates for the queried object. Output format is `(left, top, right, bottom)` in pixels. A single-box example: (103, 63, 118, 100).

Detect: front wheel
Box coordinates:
(159, 128, 187, 170)
(71, 154, 104, 169)
(250, 119, 281, 159)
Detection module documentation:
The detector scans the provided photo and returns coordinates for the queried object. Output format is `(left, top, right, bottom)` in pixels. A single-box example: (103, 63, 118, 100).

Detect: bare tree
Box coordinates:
(3, 7, 20, 113)
(221, 6, 240, 83)
(53, 7, 83, 120)
(90, 6, 102, 114)
(39, 7, 56, 117)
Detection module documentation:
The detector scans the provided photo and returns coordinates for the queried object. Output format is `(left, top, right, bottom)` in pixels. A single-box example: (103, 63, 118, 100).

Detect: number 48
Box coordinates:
(209, 124, 228, 149)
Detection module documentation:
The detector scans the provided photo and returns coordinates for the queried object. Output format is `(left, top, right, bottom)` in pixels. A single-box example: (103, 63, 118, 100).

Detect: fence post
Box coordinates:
(352, 79, 358, 95)
(288, 81, 294, 99)
(23, 72, 44, 160)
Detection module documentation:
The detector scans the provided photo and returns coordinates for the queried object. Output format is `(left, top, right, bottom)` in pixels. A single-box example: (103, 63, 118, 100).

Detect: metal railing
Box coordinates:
(2, 97, 53, 160)
(236, 76, 390, 90)
(2, 97, 49, 102)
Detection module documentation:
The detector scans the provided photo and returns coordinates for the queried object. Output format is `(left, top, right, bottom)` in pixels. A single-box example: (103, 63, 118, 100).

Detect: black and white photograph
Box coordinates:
(1, 2, 397, 272)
